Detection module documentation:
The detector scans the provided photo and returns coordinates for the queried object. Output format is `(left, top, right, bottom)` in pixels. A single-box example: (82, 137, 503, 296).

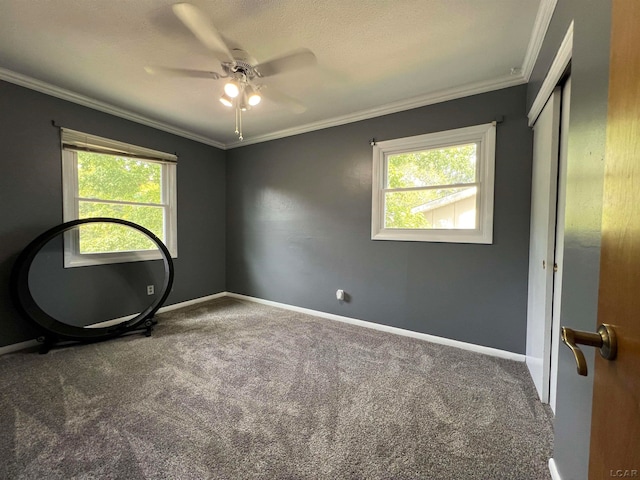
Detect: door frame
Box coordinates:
(549, 76, 571, 413)
(526, 22, 573, 407)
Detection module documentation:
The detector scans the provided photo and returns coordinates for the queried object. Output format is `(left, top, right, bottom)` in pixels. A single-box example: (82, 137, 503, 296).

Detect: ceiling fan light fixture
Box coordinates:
(245, 85, 261, 106)
(162, 2, 317, 142)
(224, 81, 240, 98)
(219, 94, 233, 107)
(248, 92, 261, 106)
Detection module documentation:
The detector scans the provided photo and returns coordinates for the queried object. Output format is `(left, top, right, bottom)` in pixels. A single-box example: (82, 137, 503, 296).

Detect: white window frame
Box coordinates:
(61, 129, 178, 267)
(371, 122, 496, 244)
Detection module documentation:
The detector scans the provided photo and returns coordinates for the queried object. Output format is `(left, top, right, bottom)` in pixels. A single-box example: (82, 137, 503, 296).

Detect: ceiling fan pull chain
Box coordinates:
(235, 100, 239, 136)
(144, 3, 317, 142)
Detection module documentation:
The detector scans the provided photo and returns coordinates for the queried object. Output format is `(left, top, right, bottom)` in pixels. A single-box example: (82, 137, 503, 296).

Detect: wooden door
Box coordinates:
(589, 0, 640, 477)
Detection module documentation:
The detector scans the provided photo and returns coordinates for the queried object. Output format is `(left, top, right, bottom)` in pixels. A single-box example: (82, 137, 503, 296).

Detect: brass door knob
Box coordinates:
(561, 324, 617, 376)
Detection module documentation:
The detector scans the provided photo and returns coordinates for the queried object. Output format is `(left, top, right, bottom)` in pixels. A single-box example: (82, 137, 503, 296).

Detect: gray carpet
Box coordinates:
(0, 298, 553, 479)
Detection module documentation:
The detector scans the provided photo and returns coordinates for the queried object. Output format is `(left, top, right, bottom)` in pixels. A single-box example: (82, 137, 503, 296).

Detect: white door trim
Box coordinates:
(549, 458, 563, 480)
(549, 76, 571, 413)
(525, 21, 574, 404)
(528, 21, 574, 126)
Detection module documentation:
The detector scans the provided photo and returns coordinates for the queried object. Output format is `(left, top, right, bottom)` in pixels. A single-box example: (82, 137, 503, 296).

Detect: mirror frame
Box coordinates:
(10, 217, 174, 342)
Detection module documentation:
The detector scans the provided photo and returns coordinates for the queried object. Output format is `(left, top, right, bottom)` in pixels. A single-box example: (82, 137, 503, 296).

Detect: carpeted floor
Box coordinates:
(0, 298, 553, 479)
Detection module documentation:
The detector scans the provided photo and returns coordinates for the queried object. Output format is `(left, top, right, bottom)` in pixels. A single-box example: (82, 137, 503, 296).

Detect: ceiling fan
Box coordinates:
(145, 3, 317, 140)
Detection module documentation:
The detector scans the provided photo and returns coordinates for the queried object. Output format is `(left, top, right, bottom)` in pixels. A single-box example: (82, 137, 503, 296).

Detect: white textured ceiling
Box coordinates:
(0, 0, 541, 148)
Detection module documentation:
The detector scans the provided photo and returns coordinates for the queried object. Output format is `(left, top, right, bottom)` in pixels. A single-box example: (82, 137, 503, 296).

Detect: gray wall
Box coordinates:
(0, 1, 615, 473)
(0, 80, 226, 346)
(227, 85, 533, 353)
(527, 1, 612, 479)
(29, 235, 166, 327)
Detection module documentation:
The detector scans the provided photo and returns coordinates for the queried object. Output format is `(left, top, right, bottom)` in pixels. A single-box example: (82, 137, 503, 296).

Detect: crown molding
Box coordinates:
(522, 0, 558, 81)
(226, 73, 526, 148)
(0, 64, 528, 150)
(0, 67, 225, 149)
(226, 0, 557, 149)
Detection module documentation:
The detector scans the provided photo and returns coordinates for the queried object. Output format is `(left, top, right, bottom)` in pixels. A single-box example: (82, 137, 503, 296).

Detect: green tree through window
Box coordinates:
(76, 152, 164, 253)
(384, 144, 477, 229)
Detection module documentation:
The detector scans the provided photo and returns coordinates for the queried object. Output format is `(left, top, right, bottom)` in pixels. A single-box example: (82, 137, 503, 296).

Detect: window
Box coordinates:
(61, 128, 177, 267)
(371, 123, 496, 244)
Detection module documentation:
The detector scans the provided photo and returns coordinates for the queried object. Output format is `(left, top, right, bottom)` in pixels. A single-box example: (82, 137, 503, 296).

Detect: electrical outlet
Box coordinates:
(147, 285, 154, 295)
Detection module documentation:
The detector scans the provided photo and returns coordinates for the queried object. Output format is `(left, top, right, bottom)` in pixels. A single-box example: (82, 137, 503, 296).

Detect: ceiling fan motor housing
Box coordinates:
(162, 4, 316, 139)
(225, 60, 257, 81)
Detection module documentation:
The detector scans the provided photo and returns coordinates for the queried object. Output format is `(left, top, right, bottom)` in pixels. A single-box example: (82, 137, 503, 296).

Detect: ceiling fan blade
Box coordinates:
(172, 3, 234, 63)
(254, 49, 317, 78)
(144, 66, 221, 79)
(259, 86, 307, 114)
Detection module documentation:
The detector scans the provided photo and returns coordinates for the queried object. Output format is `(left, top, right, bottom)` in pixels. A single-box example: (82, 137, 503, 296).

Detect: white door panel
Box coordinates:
(526, 87, 561, 403)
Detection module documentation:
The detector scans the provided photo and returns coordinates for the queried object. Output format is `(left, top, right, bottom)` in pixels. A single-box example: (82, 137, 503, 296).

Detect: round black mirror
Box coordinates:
(10, 218, 174, 344)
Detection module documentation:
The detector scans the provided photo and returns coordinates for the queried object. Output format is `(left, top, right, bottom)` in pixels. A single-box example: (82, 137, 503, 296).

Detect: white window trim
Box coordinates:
(371, 122, 496, 244)
(61, 133, 178, 268)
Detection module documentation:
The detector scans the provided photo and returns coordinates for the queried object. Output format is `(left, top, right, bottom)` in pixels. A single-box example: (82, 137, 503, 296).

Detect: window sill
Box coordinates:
(64, 249, 177, 268)
(372, 228, 492, 244)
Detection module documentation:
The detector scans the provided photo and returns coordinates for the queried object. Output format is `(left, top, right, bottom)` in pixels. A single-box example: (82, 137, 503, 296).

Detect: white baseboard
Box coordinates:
(86, 313, 139, 329)
(2, 291, 525, 362)
(87, 292, 229, 329)
(226, 292, 526, 362)
(549, 458, 562, 480)
(0, 339, 41, 356)
(0, 292, 228, 355)
(157, 292, 227, 313)
(86, 292, 230, 329)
